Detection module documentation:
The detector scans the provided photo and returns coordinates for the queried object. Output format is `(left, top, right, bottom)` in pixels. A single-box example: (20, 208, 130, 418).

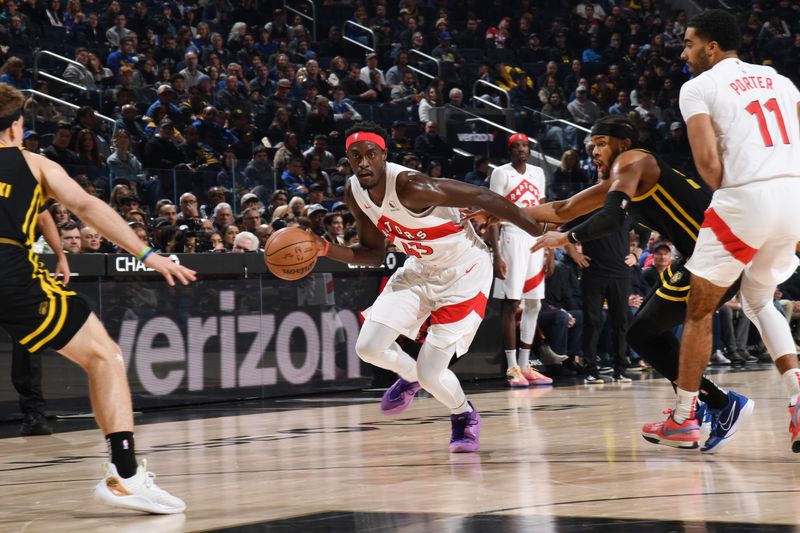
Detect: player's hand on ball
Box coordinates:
(531, 231, 568, 253)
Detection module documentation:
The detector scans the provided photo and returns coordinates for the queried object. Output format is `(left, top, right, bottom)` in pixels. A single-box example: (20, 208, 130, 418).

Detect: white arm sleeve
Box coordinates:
(679, 77, 712, 121)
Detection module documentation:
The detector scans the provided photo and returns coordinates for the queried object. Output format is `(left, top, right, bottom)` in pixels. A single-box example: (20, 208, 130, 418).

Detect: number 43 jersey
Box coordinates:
(348, 162, 488, 268)
(679, 57, 800, 189)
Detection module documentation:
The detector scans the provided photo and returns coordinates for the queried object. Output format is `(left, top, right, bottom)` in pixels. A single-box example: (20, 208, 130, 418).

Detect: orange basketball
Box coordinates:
(264, 227, 319, 280)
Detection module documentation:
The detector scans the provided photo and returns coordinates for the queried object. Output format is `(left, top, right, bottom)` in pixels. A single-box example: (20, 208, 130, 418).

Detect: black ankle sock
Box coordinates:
(106, 431, 137, 478)
(700, 378, 730, 410)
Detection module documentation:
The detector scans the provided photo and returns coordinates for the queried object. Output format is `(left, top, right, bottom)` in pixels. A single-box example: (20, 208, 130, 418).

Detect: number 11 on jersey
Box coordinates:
(746, 98, 790, 147)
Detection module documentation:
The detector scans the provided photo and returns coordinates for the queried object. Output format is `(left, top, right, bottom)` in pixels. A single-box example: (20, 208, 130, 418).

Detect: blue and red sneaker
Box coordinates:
(380, 378, 421, 415)
(642, 412, 700, 449)
(449, 402, 481, 453)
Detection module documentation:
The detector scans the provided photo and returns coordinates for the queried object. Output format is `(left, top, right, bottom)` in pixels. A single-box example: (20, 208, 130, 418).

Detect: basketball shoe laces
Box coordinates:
(389, 379, 414, 401)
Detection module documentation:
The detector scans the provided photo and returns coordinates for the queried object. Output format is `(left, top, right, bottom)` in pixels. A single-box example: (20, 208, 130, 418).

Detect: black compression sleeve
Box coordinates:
(570, 190, 631, 244)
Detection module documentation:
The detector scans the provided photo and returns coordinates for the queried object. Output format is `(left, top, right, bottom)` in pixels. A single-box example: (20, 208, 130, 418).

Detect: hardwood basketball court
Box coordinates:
(1, 367, 798, 532)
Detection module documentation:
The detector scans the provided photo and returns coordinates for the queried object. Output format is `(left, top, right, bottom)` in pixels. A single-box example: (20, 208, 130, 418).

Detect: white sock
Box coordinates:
(783, 368, 800, 406)
(505, 349, 517, 369)
(673, 387, 698, 423)
(451, 399, 472, 415)
(518, 348, 531, 368)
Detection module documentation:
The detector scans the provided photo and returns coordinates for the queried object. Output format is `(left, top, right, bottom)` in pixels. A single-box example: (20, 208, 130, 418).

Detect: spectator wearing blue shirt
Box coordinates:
(281, 157, 312, 197)
(106, 38, 139, 76)
(0, 57, 31, 90)
(463, 156, 490, 187)
(581, 36, 603, 64)
(146, 84, 183, 123)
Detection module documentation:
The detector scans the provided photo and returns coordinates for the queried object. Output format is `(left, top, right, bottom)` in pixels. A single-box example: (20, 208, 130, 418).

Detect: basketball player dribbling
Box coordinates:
(0, 83, 196, 513)
(310, 122, 542, 452)
(647, 10, 800, 451)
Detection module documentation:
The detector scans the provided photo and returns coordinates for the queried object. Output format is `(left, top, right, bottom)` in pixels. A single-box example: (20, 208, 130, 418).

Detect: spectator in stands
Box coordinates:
(414, 120, 453, 173)
(72, 128, 106, 181)
(212, 202, 234, 232)
(342, 63, 377, 102)
(222, 223, 239, 251)
(249, 63, 272, 97)
(143, 118, 184, 182)
(417, 85, 438, 124)
(179, 50, 206, 89)
(22, 130, 39, 154)
(608, 90, 633, 116)
(232, 231, 259, 252)
(193, 105, 235, 155)
(385, 51, 412, 90)
(330, 85, 361, 124)
(273, 131, 302, 173)
(551, 149, 588, 199)
(458, 17, 483, 48)
(509, 72, 539, 130)
(390, 70, 421, 108)
(106, 13, 131, 48)
(265, 106, 292, 146)
(518, 33, 550, 63)
(0, 57, 30, 90)
(241, 207, 262, 234)
(642, 241, 672, 288)
(302, 134, 336, 170)
(157, 203, 178, 226)
(79, 224, 102, 253)
(303, 96, 339, 144)
(106, 127, 143, 184)
(59, 221, 81, 254)
(323, 212, 345, 245)
(106, 37, 139, 76)
(42, 122, 78, 167)
(44, 0, 65, 29)
(305, 157, 331, 196)
(463, 156, 489, 187)
(540, 92, 576, 152)
(281, 157, 310, 197)
(567, 85, 602, 133)
(62, 48, 95, 89)
(243, 146, 272, 189)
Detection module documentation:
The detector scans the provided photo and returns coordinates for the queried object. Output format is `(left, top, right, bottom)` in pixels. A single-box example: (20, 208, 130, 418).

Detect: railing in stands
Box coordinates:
(21, 89, 116, 131)
(342, 21, 376, 52)
(443, 104, 562, 170)
(525, 107, 592, 134)
(32, 49, 92, 96)
(408, 49, 440, 81)
(472, 80, 509, 110)
(283, 0, 317, 42)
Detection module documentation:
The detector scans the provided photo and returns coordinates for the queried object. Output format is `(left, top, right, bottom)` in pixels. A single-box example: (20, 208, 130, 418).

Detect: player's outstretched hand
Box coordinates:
(145, 253, 197, 286)
(531, 231, 569, 253)
(459, 208, 500, 234)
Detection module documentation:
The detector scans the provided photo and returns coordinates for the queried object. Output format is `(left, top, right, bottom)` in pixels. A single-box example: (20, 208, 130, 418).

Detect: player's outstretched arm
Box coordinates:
(312, 181, 387, 266)
(31, 153, 197, 286)
(462, 176, 613, 229)
(399, 173, 543, 237)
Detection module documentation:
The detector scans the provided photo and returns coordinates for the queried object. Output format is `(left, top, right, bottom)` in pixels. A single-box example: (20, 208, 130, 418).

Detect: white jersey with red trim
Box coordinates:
(489, 162, 546, 231)
(349, 162, 488, 268)
(679, 57, 800, 188)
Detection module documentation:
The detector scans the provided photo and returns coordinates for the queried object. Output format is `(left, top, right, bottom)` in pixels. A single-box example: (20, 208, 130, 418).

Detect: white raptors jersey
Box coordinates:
(680, 57, 800, 188)
(489, 162, 546, 231)
(349, 162, 487, 267)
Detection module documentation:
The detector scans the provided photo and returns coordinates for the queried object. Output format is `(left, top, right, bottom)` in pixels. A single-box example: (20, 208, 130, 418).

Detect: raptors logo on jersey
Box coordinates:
(490, 163, 545, 210)
(349, 162, 487, 266)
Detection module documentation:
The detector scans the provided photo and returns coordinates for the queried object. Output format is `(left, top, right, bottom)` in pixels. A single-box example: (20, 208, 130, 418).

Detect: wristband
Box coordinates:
(567, 232, 580, 244)
(321, 240, 330, 257)
(541, 222, 549, 234)
(136, 246, 154, 262)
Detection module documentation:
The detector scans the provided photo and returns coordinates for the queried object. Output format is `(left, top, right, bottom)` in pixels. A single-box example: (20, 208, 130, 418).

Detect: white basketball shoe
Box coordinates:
(93, 460, 186, 514)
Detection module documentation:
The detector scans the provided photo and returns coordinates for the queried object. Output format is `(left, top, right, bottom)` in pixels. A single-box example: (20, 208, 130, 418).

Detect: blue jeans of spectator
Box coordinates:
(545, 125, 577, 152)
(538, 309, 583, 356)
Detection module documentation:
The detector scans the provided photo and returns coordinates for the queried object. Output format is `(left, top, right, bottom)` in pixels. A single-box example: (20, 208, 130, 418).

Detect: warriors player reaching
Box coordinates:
(310, 122, 542, 452)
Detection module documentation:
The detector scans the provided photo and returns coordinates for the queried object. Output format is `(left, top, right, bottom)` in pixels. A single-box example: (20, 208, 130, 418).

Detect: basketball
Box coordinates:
(264, 227, 319, 280)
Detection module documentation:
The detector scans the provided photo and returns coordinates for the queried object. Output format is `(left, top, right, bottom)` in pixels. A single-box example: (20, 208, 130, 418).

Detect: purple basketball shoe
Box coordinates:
(380, 378, 421, 415)
(449, 402, 481, 453)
